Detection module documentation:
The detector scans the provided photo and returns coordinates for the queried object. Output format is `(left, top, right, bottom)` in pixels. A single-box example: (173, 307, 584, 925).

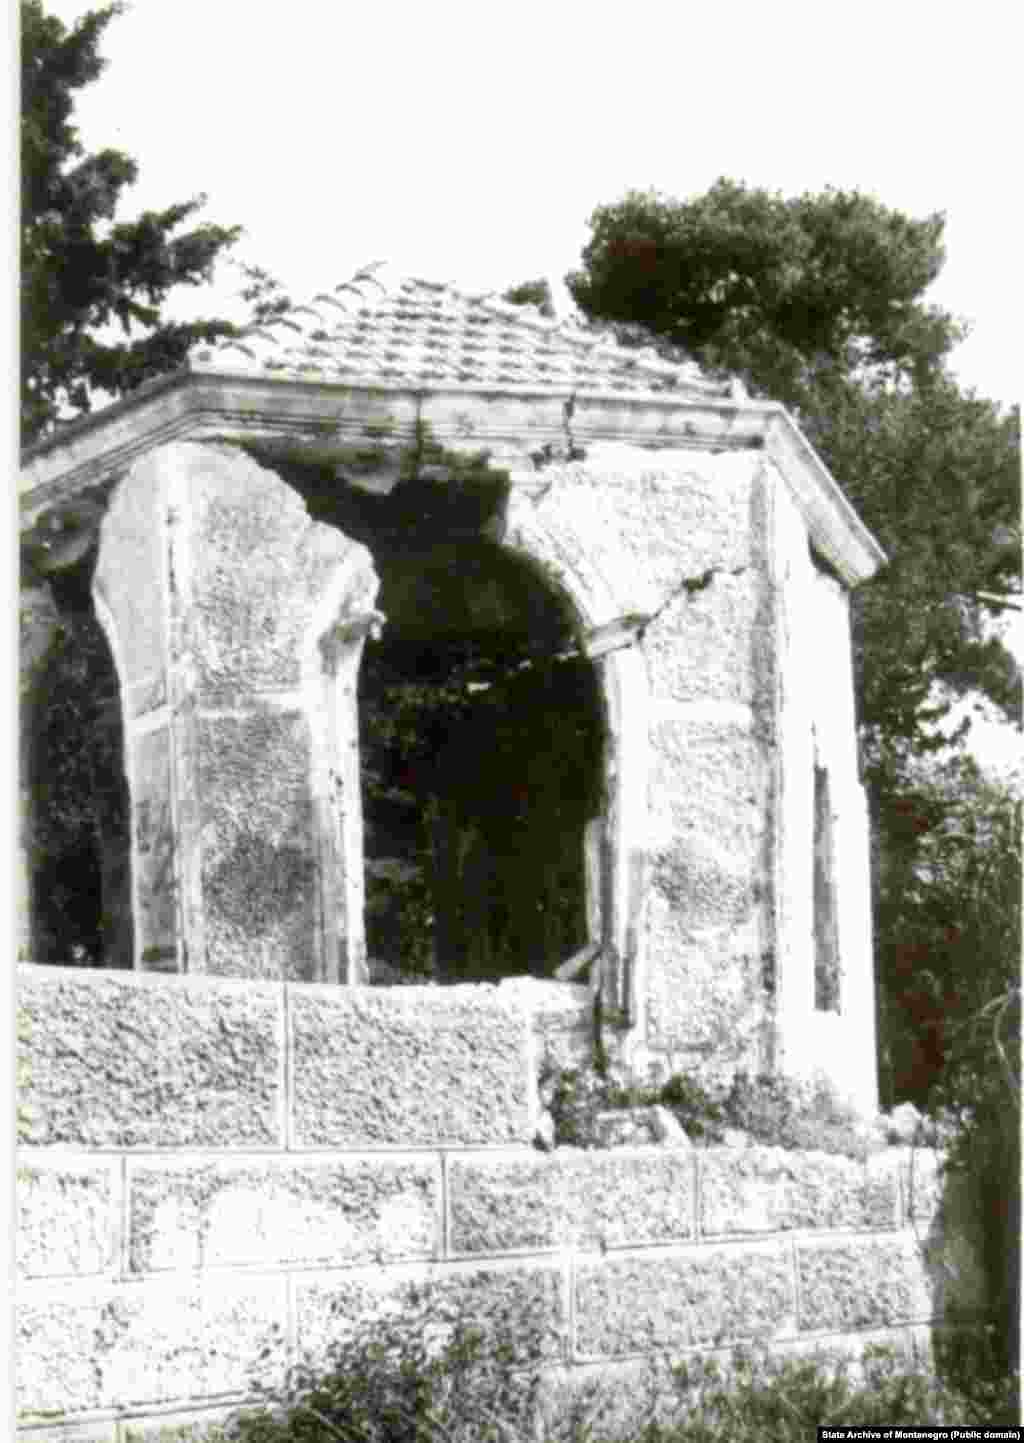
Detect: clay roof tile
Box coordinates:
(189, 265, 731, 399)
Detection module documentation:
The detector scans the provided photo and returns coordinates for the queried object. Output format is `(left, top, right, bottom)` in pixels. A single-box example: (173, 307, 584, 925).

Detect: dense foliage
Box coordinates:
(20, 0, 241, 444)
(567, 182, 963, 401)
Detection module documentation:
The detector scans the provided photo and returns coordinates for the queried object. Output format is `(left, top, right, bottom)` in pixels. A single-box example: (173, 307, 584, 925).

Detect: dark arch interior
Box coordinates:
(359, 540, 606, 984)
(26, 552, 133, 967)
(259, 439, 610, 986)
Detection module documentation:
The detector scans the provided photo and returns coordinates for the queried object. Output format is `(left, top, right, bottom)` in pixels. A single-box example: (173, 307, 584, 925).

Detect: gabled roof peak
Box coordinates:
(188, 263, 735, 400)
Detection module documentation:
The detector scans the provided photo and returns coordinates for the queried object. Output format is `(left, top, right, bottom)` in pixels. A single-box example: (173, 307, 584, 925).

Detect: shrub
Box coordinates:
(540, 1061, 868, 1157)
(227, 1307, 540, 1443)
(721, 1070, 867, 1157)
(658, 1341, 1019, 1441)
(223, 1322, 1017, 1443)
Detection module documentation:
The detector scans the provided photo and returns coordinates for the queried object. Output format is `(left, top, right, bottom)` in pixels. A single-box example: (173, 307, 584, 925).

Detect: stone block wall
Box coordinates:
(17, 965, 986, 1442)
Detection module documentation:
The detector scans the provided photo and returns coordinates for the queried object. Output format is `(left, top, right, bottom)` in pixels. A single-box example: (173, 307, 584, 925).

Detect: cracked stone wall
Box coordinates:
(16, 965, 987, 1442)
(505, 443, 779, 1082)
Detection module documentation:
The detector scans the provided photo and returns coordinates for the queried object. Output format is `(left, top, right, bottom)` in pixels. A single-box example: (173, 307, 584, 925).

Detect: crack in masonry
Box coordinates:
(529, 392, 585, 487)
(645, 564, 749, 629)
(562, 391, 585, 461)
(557, 564, 750, 660)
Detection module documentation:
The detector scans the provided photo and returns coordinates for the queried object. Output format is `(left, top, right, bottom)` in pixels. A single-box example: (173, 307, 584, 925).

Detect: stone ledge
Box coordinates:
(17, 1405, 240, 1443)
(18, 1421, 120, 1443)
(118, 1405, 241, 1442)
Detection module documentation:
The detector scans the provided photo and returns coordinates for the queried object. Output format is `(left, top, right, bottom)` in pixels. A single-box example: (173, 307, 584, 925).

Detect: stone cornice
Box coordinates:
(20, 368, 887, 587)
(758, 404, 888, 586)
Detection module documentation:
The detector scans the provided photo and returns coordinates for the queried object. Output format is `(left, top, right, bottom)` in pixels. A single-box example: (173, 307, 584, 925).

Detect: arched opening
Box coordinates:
(360, 541, 605, 983)
(24, 553, 133, 968)
(21, 434, 641, 993)
(220, 432, 611, 989)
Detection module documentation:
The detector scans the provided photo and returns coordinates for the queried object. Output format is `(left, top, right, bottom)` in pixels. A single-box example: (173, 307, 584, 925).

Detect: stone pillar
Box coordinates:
(771, 470, 878, 1115)
(93, 441, 379, 981)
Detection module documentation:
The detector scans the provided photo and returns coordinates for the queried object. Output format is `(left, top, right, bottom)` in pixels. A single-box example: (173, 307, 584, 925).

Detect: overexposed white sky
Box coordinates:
(28, 0, 1024, 776)
(42, 0, 1020, 407)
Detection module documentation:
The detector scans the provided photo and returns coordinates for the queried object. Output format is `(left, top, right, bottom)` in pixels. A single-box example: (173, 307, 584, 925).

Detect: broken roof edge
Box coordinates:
(19, 367, 886, 588)
(760, 406, 888, 585)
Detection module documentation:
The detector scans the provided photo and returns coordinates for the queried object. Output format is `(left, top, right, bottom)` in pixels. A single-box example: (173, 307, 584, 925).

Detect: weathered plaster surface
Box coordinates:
(198, 711, 318, 980)
(17, 1275, 287, 1416)
(188, 450, 358, 698)
(511, 446, 760, 623)
(17, 1159, 122, 1279)
(128, 1155, 441, 1272)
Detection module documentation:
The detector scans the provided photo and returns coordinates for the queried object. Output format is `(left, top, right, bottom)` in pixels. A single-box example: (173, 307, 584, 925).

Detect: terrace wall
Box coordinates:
(17, 965, 987, 1441)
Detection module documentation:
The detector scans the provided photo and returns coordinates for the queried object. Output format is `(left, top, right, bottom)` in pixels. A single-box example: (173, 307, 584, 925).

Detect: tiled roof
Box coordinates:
(188, 265, 733, 400)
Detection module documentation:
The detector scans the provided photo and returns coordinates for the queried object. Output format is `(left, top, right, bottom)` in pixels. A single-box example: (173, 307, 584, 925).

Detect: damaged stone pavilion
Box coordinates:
(19, 267, 887, 1111)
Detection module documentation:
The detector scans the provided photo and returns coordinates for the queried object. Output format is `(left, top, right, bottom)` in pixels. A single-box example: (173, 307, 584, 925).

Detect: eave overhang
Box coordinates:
(20, 365, 887, 588)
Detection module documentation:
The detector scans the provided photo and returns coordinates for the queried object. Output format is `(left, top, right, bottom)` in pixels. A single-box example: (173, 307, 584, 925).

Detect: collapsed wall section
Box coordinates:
(16, 965, 987, 1441)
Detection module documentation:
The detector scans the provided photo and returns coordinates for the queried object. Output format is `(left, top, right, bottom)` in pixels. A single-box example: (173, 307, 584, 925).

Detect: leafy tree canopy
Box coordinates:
(567, 180, 963, 403)
(20, 0, 242, 445)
